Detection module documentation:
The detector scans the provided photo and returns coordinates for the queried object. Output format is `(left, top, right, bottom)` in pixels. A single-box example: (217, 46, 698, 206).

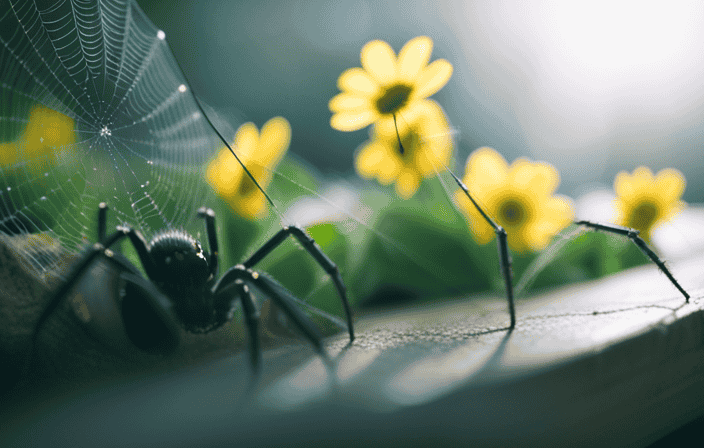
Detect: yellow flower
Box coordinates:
(206, 117, 291, 220)
(613, 166, 686, 242)
(329, 36, 453, 132)
(355, 100, 452, 199)
(454, 147, 574, 253)
(0, 104, 75, 168)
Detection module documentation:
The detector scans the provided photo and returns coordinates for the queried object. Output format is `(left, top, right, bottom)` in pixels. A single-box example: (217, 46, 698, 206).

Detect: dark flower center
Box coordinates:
(628, 201, 659, 233)
(499, 199, 526, 226)
(376, 84, 413, 115)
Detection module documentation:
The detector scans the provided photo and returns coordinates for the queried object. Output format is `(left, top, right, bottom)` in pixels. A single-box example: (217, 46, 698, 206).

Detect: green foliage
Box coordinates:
(209, 160, 658, 321)
(348, 178, 494, 306)
(515, 228, 649, 297)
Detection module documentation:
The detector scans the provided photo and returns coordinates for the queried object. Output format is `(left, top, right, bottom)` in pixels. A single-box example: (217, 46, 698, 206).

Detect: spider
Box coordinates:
(449, 171, 690, 329)
(31, 202, 355, 372)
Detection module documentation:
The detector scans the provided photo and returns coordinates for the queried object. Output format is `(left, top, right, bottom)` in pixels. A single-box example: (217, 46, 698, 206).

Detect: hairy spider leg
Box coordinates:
(212, 277, 262, 371)
(215, 266, 325, 359)
(390, 115, 516, 329)
(449, 170, 516, 330)
(32, 226, 152, 347)
(243, 226, 355, 341)
(197, 207, 219, 278)
(575, 220, 690, 302)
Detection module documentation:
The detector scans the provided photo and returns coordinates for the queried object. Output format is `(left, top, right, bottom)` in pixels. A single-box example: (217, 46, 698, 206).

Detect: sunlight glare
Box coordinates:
(537, 0, 701, 90)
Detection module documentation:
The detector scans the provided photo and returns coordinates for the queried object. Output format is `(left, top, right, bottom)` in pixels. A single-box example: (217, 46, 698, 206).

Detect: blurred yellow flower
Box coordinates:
(355, 100, 452, 199)
(454, 147, 574, 253)
(206, 117, 291, 220)
(613, 166, 686, 242)
(0, 104, 75, 168)
(329, 36, 453, 132)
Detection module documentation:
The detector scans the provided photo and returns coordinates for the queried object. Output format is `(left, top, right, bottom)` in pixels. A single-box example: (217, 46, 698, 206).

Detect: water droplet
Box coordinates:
(39, 137, 44, 143)
(6, 187, 10, 191)
(40, 196, 47, 201)
(157, 30, 166, 40)
(100, 126, 111, 137)
(178, 84, 187, 93)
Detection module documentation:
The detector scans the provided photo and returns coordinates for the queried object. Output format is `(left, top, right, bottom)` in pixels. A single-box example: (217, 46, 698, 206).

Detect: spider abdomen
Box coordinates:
(147, 229, 223, 332)
(148, 229, 211, 287)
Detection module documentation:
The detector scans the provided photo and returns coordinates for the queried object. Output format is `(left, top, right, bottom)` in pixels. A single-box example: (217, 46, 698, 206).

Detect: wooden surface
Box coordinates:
(2, 250, 704, 447)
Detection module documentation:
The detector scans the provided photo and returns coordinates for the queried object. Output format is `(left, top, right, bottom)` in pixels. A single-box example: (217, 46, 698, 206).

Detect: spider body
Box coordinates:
(145, 229, 221, 333)
(31, 203, 354, 372)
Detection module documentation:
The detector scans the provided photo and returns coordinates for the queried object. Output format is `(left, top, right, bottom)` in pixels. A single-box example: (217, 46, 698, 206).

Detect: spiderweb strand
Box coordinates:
(164, 44, 281, 221)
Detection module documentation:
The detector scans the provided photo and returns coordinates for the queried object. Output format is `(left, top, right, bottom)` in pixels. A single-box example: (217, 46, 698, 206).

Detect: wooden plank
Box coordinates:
(2, 247, 703, 447)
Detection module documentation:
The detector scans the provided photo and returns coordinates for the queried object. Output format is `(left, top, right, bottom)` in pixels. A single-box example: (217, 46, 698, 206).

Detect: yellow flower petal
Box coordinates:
(633, 166, 654, 180)
(331, 110, 379, 131)
(612, 165, 686, 241)
(654, 168, 685, 202)
(208, 118, 291, 220)
(466, 147, 508, 189)
(455, 189, 495, 245)
(613, 170, 638, 199)
(456, 148, 573, 253)
(337, 67, 379, 94)
(235, 122, 258, 158)
(396, 169, 420, 199)
(361, 40, 397, 84)
(329, 93, 371, 113)
(258, 117, 291, 165)
(355, 141, 385, 178)
(378, 157, 402, 184)
(331, 36, 452, 135)
(412, 59, 453, 100)
(510, 160, 560, 196)
(397, 36, 432, 83)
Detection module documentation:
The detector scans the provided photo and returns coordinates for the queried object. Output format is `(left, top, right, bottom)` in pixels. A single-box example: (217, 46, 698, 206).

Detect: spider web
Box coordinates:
(0, 0, 243, 278)
(0, 0, 508, 328)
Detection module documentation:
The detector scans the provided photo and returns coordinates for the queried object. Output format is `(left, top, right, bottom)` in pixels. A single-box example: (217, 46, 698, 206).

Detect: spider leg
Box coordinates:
(197, 207, 218, 278)
(243, 226, 355, 341)
(449, 170, 516, 329)
(213, 277, 262, 371)
(215, 266, 325, 359)
(98, 202, 108, 242)
(575, 220, 690, 302)
(33, 218, 154, 347)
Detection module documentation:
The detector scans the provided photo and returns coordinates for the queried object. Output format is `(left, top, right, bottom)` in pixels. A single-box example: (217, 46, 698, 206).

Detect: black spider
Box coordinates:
(31, 202, 355, 371)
